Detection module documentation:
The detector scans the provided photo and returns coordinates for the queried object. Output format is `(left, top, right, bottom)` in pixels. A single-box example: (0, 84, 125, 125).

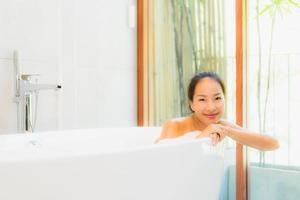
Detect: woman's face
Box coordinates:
(190, 77, 225, 126)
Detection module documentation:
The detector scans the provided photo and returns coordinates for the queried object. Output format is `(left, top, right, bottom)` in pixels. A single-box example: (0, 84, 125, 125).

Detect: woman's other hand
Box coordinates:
(196, 124, 228, 145)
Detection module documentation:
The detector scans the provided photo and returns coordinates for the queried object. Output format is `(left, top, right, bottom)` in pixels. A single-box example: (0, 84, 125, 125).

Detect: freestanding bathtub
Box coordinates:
(0, 127, 225, 200)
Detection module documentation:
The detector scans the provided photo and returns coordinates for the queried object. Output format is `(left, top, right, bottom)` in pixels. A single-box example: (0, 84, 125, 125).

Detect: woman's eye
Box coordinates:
(215, 97, 222, 100)
(198, 99, 205, 101)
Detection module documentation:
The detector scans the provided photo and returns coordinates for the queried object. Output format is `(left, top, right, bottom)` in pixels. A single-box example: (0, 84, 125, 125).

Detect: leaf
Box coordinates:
(287, 0, 300, 8)
(259, 4, 273, 16)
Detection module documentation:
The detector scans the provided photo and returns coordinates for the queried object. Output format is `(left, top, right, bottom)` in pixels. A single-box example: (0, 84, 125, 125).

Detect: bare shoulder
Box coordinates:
(160, 117, 191, 138)
(164, 116, 190, 128)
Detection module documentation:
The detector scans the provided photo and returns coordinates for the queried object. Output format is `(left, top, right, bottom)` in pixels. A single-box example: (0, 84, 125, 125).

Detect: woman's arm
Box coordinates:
(219, 120, 279, 151)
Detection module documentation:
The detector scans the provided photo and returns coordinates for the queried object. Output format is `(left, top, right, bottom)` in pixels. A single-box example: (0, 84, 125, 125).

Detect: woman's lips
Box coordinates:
(204, 113, 218, 119)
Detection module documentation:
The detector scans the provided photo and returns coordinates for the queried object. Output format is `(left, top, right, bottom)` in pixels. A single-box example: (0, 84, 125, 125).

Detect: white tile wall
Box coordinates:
(0, 0, 136, 133)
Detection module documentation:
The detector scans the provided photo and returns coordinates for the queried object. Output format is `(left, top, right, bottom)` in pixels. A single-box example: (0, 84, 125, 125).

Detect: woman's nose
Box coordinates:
(206, 101, 217, 111)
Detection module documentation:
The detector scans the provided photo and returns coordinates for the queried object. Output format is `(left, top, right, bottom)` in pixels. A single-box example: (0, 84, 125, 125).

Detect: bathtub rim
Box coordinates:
(0, 130, 219, 163)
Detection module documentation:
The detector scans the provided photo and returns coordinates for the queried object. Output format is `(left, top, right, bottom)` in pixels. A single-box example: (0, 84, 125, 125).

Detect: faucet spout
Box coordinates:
(24, 83, 62, 92)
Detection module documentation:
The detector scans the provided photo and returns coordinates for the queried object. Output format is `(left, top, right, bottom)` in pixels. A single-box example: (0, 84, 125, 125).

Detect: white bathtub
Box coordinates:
(0, 127, 225, 200)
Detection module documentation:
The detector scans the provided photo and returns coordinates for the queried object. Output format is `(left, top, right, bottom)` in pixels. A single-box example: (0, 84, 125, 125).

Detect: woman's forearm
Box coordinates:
(226, 127, 279, 151)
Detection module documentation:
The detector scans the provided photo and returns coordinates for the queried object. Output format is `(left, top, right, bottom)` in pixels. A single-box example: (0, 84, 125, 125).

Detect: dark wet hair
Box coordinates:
(188, 71, 225, 102)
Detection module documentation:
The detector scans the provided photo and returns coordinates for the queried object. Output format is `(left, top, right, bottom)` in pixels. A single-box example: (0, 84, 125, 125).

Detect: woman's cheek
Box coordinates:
(218, 101, 225, 110)
(195, 103, 205, 112)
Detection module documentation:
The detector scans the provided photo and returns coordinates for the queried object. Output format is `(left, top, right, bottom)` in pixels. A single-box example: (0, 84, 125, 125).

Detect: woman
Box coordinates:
(156, 71, 279, 151)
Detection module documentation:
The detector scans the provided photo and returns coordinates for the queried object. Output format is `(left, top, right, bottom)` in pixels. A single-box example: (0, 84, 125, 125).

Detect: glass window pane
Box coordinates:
(246, 0, 300, 199)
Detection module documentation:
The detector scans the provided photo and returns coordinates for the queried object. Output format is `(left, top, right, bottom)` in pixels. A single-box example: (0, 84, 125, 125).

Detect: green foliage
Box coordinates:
(259, 0, 300, 17)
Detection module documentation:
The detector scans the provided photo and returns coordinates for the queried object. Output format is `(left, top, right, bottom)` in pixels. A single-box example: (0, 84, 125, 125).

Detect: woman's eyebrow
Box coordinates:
(195, 94, 206, 97)
(195, 93, 222, 97)
(214, 93, 222, 96)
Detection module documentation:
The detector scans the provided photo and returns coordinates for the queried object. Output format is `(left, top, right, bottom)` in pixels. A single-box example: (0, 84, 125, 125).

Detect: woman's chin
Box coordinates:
(205, 118, 220, 125)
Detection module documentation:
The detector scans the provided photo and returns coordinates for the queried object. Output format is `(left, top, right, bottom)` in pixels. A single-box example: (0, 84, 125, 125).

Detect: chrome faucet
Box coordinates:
(13, 50, 62, 133)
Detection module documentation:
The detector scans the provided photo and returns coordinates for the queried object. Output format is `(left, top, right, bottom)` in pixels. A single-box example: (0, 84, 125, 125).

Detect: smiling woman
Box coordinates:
(156, 71, 279, 151)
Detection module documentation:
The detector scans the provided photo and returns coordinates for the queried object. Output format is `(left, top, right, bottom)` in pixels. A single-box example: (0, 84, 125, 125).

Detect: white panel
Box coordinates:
(0, 0, 59, 60)
(94, 0, 136, 70)
(76, 68, 99, 128)
(0, 59, 16, 133)
(97, 68, 136, 127)
(59, 0, 136, 129)
(0, 0, 136, 133)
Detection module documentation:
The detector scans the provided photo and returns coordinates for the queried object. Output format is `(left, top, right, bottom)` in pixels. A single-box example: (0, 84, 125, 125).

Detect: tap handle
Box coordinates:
(21, 74, 40, 81)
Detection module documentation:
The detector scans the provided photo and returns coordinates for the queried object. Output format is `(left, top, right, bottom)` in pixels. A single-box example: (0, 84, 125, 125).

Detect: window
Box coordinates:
(246, 0, 300, 167)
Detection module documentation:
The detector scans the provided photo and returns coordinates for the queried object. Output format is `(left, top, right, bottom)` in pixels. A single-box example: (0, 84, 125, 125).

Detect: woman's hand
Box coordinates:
(196, 124, 229, 145)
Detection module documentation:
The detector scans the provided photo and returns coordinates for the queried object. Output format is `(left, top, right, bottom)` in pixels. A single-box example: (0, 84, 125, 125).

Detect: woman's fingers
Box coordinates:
(210, 133, 216, 145)
(213, 125, 228, 142)
(219, 132, 226, 141)
(210, 133, 219, 145)
(196, 123, 229, 144)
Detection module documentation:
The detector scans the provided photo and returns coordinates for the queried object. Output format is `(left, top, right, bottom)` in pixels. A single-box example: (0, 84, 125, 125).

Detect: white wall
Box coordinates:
(0, 0, 137, 133)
